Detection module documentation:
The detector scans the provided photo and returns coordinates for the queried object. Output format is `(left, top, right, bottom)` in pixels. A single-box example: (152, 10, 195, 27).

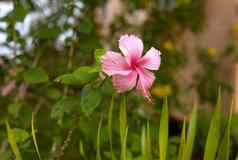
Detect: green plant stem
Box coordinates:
(64, 43, 74, 96)
(57, 43, 75, 159)
(108, 96, 115, 159)
(31, 113, 42, 160)
(96, 116, 103, 160)
(56, 129, 74, 160)
(120, 95, 127, 160)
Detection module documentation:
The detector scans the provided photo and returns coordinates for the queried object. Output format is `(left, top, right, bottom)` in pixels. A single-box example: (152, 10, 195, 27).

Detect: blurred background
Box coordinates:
(1, 0, 238, 159)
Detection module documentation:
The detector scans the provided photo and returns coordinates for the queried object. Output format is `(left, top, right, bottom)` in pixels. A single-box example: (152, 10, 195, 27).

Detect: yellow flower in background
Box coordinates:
(152, 84, 172, 97)
(177, 0, 191, 6)
(207, 47, 217, 57)
(163, 40, 174, 51)
(233, 21, 238, 34)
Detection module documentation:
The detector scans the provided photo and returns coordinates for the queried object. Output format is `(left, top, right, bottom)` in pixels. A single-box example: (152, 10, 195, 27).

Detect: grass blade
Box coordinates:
(216, 99, 233, 160)
(79, 139, 85, 158)
(96, 116, 103, 160)
(5, 121, 22, 160)
(121, 126, 128, 160)
(203, 90, 221, 160)
(108, 96, 116, 160)
(31, 113, 42, 160)
(184, 105, 197, 160)
(141, 122, 152, 160)
(159, 97, 168, 160)
(141, 125, 146, 159)
(146, 121, 152, 160)
(178, 119, 186, 160)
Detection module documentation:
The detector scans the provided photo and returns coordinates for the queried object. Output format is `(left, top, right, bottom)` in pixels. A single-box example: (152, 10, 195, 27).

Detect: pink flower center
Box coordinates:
(130, 57, 140, 71)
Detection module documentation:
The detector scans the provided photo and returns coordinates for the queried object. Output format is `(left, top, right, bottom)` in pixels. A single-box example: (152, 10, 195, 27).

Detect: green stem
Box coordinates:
(120, 95, 127, 160)
(108, 96, 116, 159)
(63, 43, 74, 96)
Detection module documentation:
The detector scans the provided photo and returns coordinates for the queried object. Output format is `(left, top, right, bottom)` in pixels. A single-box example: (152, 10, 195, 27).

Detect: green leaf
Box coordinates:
(51, 96, 80, 125)
(23, 67, 48, 84)
(159, 97, 168, 160)
(73, 66, 99, 83)
(216, 100, 233, 160)
(55, 74, 80, 85)
(96, 116, 103, 160)
(8, 102, 23, 118)
(31, 114, 42, 160)
(55, 66, 99, 85)
(184, 106, 197, 160)
(0, 150, 13, 160)
(80, 85, 102, 115)
(12, 128, 30, 143)
(178, 119, 186, 160)
(2, 4, 28, 22)
(204, 90, 221, 160)
(5, 121, 22, 160)
(44, 87, 61, 100)
(35, 26, 61, 39)
(79, 17, 93, 34)
(11, 5, 28, 21)
(94, 49, 106, 65)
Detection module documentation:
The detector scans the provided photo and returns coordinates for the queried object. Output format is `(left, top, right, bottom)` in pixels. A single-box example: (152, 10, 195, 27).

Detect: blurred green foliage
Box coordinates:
(0, 0, 237, 159)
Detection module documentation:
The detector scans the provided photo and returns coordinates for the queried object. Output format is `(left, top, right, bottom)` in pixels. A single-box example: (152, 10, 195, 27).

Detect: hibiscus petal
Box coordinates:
(136, 68, 155, 100)
(112, 71, 137, 93)
(139, 47, 161, 70)
(101, 51, 131, 76)
(119, 34, 143, 64)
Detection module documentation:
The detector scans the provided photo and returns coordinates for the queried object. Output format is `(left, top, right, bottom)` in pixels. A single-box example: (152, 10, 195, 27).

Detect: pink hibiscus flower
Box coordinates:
(101, 34, 161, 100)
